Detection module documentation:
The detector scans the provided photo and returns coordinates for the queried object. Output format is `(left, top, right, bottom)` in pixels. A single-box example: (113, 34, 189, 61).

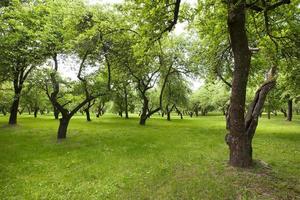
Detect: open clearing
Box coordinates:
(0, 114, 299, 199)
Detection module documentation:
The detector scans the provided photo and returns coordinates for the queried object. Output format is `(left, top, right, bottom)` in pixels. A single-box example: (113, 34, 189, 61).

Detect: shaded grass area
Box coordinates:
(0, 114, 299, 199)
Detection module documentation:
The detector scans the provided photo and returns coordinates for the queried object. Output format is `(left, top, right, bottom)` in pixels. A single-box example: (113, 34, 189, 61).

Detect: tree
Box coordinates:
(162, 73, 190, 120)
(0, 1, 48, 125)
(224, 0, 292, 167)
(39, 0, 114, 139)
(194, 0, 295, 167)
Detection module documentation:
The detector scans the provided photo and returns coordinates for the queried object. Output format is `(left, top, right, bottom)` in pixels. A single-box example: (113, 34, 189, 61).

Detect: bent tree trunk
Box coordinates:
(177, 108, 183, 119)
(57, 117, 70, 139)
(281, 108, 287, 118)
(9, 93, 20, 125)
(287, 99, 292, 121)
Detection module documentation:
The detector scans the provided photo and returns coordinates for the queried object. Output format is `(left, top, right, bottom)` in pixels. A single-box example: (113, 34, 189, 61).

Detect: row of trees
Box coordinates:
(1, 77, 298, 119)
(0, 0, 299, 168)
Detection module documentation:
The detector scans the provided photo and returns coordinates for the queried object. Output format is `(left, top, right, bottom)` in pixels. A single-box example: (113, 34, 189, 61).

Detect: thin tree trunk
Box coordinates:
(267, 105, 271, 119)
(281, 108, 287, 118)
(85, 108, 91, 122)
(167, 112, 171, 121)
(34, 108, 39, 118)
(175, 106, 183, 119)
(27, 106, 31, 115)
(124, 87, 129, 119)
(287, 99, 292, 121)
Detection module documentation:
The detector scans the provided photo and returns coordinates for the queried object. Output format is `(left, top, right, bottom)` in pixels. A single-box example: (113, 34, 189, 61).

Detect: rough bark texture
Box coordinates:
(226, 1, 252, 167)
(287, 99, 293, 121)
(226, 0, 277, 167)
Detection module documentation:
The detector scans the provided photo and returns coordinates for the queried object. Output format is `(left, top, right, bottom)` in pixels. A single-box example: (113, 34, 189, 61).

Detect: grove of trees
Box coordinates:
(0, 0, 299, 168)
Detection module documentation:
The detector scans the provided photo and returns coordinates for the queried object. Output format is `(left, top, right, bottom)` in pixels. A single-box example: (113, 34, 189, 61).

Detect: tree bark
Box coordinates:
(287, 99, 292, 121)
(57, 117, 70, 139)
(85, 108, 91, 122)
(226, 1, 253, 167)
(139, 95, 149, 125)
(54, 107, 59, 119)
(9, 93, 20, 125)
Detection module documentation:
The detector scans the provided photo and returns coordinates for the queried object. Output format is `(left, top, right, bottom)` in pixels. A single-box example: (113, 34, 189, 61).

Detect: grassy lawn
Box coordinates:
(0, 114, 299, 199)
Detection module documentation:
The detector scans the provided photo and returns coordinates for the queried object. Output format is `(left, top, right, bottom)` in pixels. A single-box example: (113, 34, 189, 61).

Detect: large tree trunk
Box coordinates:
(57, 117, 70, 139)
(9, 93, 20, 125)
(226, 1, 253, 167)
(287, 99, 292, 121)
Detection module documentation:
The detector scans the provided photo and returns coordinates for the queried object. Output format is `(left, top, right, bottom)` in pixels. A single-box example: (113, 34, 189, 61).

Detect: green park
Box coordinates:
(0, 0, 299, 199)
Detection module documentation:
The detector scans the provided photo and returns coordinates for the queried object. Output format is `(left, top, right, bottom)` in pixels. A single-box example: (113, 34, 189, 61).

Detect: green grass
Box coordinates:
(0, 114, 299, 200)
